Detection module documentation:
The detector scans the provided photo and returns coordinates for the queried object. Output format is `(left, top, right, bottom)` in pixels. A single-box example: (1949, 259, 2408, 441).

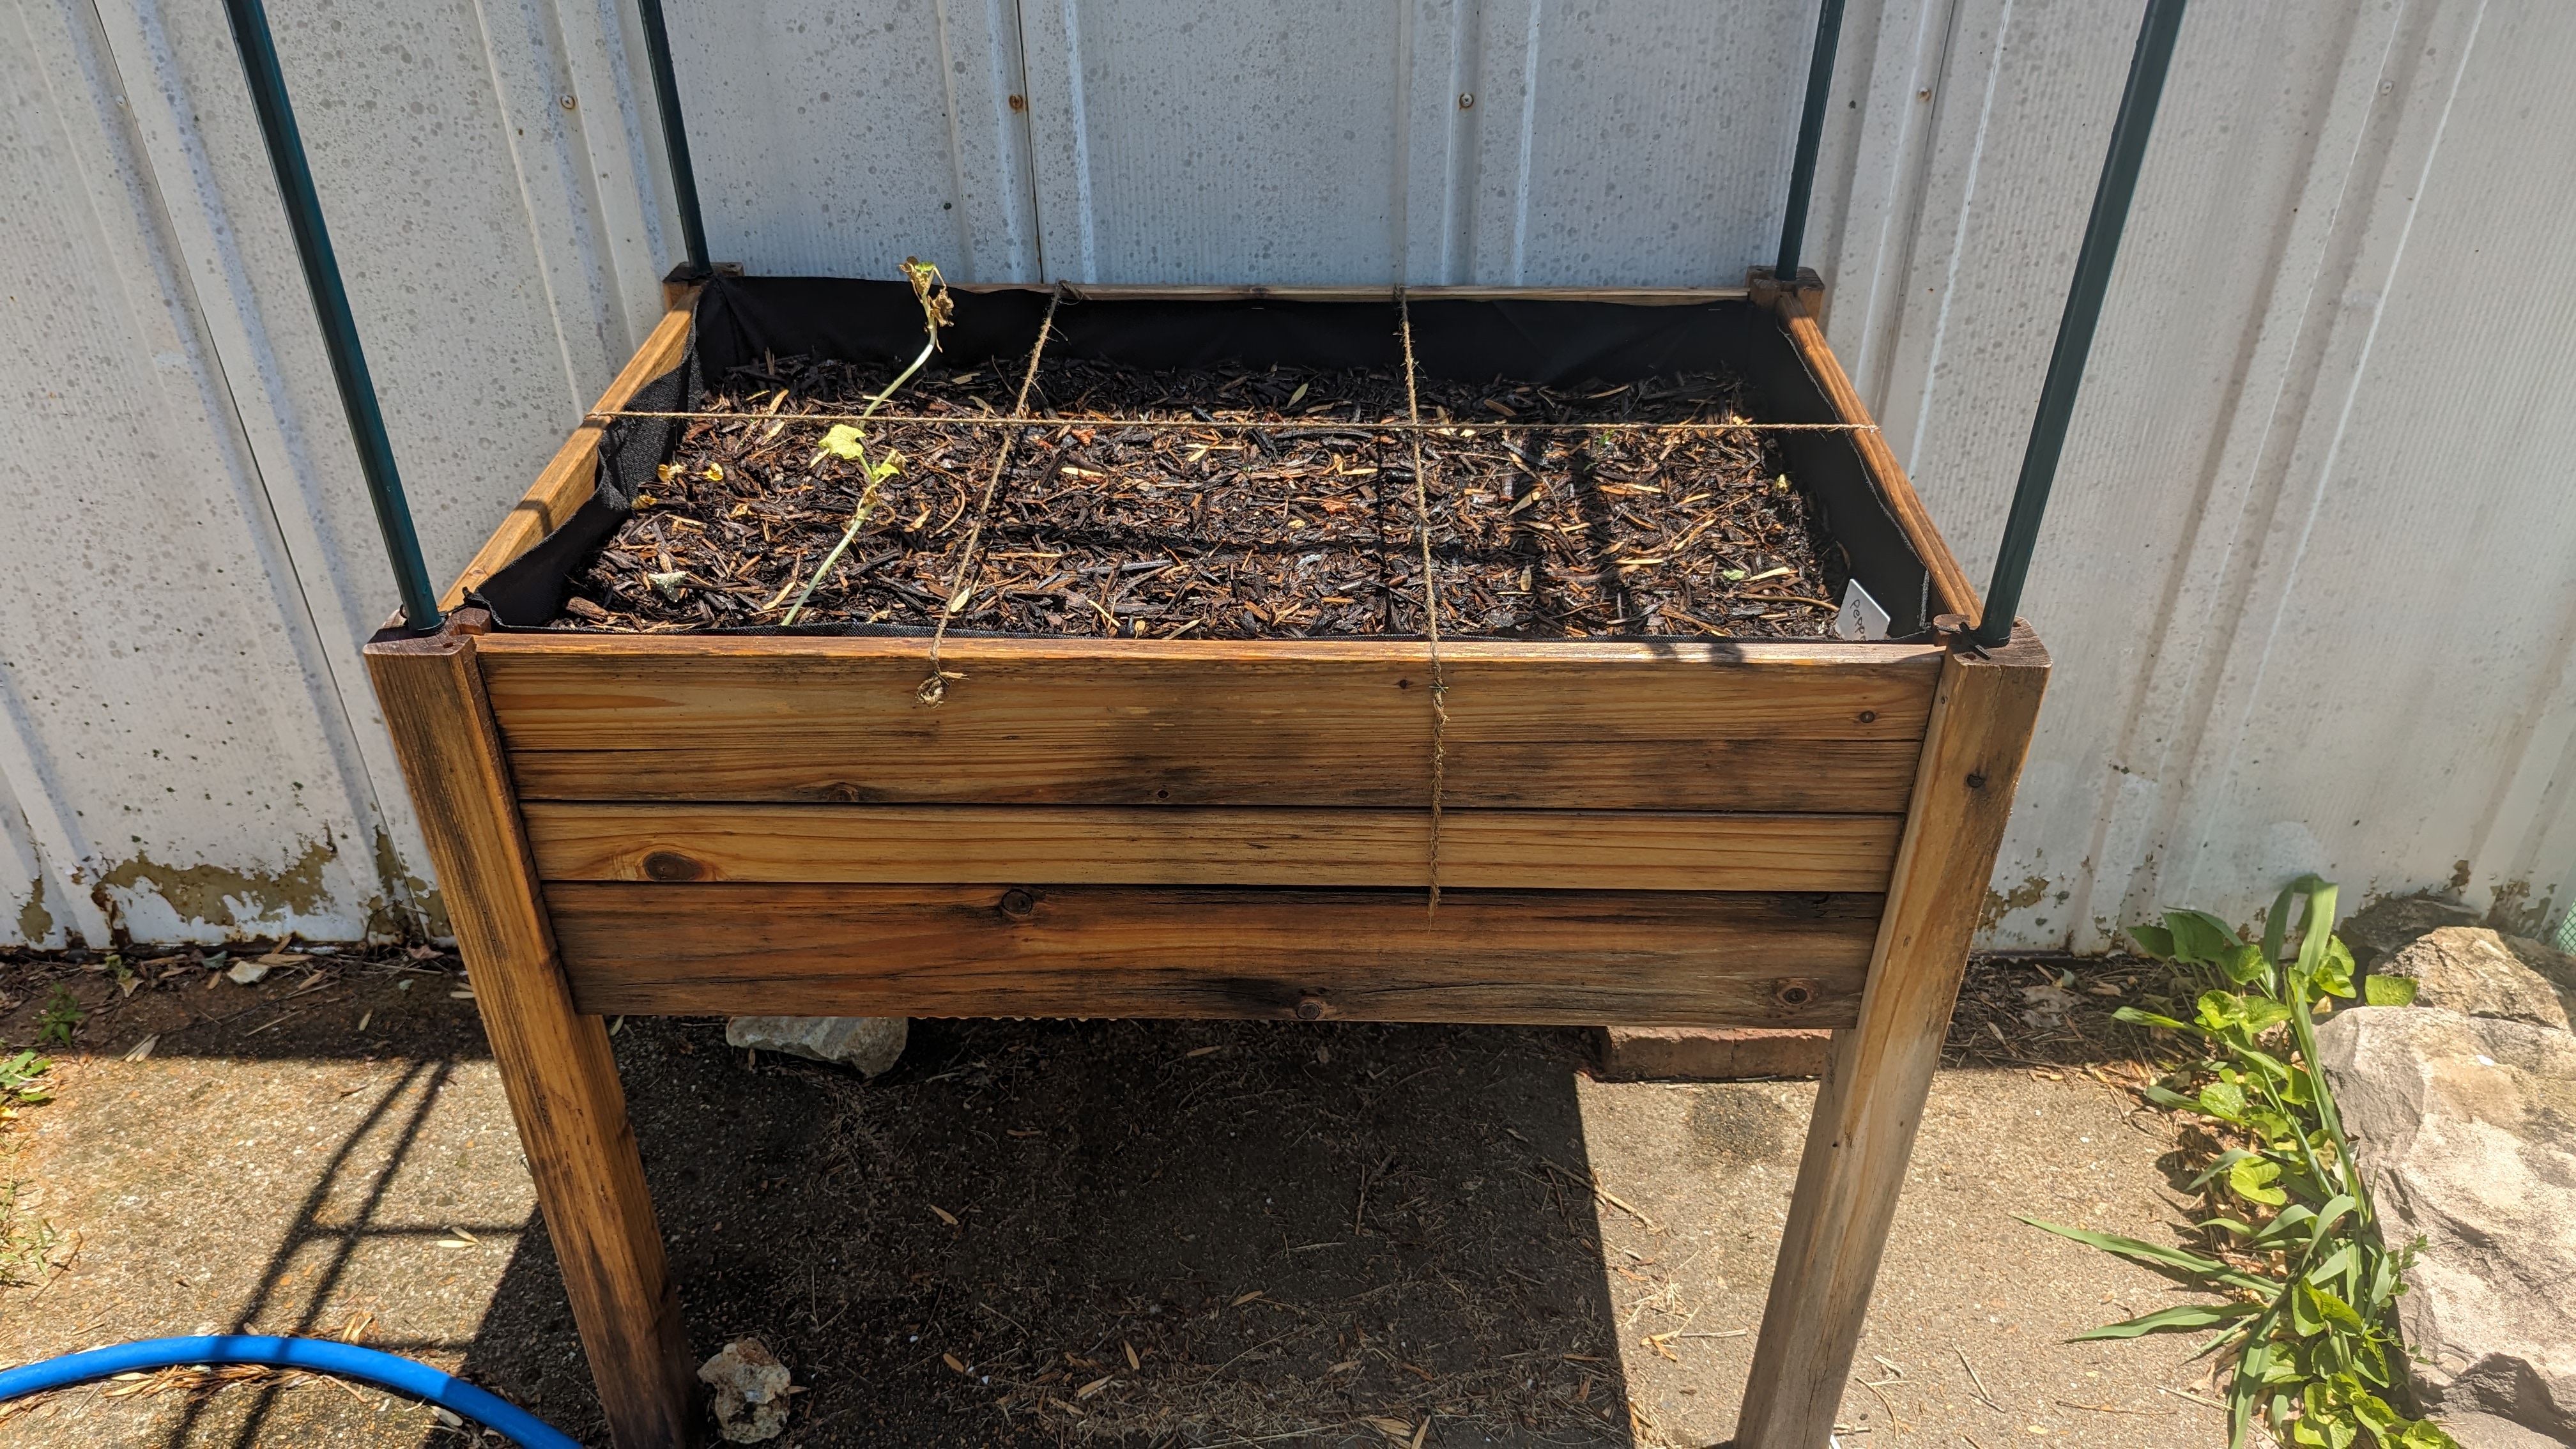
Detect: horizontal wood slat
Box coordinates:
(521, 803, 1901, 891)
(477, 640, 1942, 801)
(548, 884, 1880, 1025)
(505, 736, 1920, 811)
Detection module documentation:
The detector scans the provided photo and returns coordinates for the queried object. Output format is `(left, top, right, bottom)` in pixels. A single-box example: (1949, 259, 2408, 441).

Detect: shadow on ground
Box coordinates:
(479, 1016, 1636, 1446)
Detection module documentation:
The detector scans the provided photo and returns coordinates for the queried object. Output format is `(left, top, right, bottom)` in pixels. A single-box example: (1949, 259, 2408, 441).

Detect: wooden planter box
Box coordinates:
(367, 277, 2046, 1449)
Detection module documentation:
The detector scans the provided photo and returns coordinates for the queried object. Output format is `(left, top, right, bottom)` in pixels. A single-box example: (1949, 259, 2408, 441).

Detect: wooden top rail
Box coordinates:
(440, 292, 700, 610)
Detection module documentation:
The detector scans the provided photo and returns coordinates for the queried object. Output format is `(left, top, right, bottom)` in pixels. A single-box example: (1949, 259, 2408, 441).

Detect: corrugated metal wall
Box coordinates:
(4, 0, 2569, 949)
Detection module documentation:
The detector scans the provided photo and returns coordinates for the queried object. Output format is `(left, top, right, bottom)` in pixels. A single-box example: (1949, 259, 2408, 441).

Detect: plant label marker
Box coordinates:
(1836, 581, 1892, 642)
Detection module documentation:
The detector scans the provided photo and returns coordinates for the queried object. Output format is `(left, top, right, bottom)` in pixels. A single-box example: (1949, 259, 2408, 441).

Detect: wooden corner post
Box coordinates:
(1734, 623, 2049, 1449)
(367, 617, 698, 1449)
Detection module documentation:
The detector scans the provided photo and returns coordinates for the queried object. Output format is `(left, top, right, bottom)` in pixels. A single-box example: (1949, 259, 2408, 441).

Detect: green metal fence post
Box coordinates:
(1974, 0, 2188, 647)
(220, 0, 441, 633)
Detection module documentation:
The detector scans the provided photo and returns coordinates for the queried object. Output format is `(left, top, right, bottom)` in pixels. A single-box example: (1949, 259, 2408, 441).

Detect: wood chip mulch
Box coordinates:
(551, 355, 1848, 638)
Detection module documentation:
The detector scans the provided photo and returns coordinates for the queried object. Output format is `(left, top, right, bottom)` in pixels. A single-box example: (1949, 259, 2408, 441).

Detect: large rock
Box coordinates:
(2315, 1007, 2576, 1445)
(2501, 931, 2576, 993)
(2384, 927, 2576, 1031)
(724, 1016, 908, 1075)
(2340, 894, 2483, 970)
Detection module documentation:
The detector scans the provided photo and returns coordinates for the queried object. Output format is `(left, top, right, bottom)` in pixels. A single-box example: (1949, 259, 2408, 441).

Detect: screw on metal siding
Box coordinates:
(1457, 92, 1474, 109)
(1008, 93, 1026, 112)
(560, 93, 576, 109)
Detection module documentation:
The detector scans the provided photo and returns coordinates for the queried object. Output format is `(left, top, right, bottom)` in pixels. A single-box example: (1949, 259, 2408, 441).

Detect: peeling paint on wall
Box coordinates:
(17, 880, 52, 946)
(2480, 877, 2561, 942)
(1981, 875, 2051, 935)
(88, 838, 338, 937)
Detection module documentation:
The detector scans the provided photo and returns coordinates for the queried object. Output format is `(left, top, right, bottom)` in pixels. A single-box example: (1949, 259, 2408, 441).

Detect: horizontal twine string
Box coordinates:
(585, 408, 1875, 434)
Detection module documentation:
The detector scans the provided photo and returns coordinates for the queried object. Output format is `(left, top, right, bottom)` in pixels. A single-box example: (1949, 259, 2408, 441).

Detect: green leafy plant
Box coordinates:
(778, 257, 953, 625)
(0, 1050, 50, 1108)
(36, 986, 82, 1048)
(2024, 875, 2454, 1449)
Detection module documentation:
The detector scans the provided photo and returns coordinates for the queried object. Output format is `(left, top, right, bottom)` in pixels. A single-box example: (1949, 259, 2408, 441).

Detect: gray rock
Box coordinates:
(2500, 933, 2576, 993)
(2384, 928, 2576, 1032)
(724, 1015, 908, 1075)
(699, 1337, 793, 1442)
(2314, 1008, 2576, 1444)
(2439, 1410, 2569, 1449)
(2341, 894, 2483, 970)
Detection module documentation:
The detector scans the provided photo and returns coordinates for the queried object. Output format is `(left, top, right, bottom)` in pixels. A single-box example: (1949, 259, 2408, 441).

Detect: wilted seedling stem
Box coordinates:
(781, 258, 953, 625)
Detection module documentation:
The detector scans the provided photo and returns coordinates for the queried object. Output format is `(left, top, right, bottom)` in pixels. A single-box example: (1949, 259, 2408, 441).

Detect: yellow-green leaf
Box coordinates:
(819, 424, 868, 461)
(2364, 974, 2419, 1008)
(2228, 1156, 2287, 1206)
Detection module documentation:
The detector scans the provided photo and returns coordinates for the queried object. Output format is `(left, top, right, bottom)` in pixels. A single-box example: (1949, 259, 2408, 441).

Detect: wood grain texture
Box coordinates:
(521, 802, 1901, 891)
(441, 296, 700, 610)
(505, 734, 1922, 811)
(546, 882, 1880, 1025)
(1771, 292, 1979, 623)
(477, 634, 1942, 763)
(364, 623, 695, 1448)
(1734, 625, 2050, 1449)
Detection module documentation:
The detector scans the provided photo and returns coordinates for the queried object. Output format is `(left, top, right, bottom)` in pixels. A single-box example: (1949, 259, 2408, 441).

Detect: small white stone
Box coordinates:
(699, 1338, 793, 1443)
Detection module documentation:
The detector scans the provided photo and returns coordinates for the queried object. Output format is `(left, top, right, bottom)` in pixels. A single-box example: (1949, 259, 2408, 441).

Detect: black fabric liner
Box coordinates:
(475, 275, 1936, 640)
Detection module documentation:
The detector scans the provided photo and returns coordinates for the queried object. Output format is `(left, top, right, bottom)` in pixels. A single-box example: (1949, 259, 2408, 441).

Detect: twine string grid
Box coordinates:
(915, 285, 1062, 706)
(640, 294, 1805, 753)
(591, 408, 1874, 434)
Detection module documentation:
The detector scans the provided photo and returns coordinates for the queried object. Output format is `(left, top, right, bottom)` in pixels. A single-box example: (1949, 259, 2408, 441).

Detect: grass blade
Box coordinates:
(2069, 1300, 2261, 1340)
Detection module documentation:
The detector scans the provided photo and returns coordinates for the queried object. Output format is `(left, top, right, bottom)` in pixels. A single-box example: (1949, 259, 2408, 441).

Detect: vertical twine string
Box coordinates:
(918, 287, 1063, 706)
(1397, 290, 1447, 916)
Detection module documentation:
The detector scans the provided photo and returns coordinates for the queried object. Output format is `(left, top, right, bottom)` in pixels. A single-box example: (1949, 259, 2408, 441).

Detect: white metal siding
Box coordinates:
(2, 0, 2568, 947)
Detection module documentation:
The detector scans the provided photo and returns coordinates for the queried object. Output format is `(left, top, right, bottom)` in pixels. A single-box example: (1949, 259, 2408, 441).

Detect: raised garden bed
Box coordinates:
(367, 275, 2047, 1448)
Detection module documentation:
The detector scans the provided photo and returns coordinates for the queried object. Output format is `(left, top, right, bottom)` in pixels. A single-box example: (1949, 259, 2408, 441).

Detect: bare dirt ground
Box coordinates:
(0, 949, 2230, 1447)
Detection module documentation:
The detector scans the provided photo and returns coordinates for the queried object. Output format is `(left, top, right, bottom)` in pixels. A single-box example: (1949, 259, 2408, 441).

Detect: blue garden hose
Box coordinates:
(0, 1336, 581, 1448)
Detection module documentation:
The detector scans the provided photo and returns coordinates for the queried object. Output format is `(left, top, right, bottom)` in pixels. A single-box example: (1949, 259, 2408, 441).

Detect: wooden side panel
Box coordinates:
(1772, 292, 1979, 623)
(548, 882, 1880, 1025)
(441, 298, 699, 610)
(507, 735, 1922, 812)
(480, 634, 1942, 811)
(521, 802, 1901, 891)
(479, 636, 1940, 746)
(1735, 627, 2050, 1449)
(364, 625, 694, 1448)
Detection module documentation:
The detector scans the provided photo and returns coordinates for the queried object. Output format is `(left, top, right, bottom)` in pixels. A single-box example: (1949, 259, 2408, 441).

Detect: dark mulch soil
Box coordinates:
(1943, 954, 2167, 1071)
(552, 355, 1846, 639)
(578, 1017, 1637, 1446)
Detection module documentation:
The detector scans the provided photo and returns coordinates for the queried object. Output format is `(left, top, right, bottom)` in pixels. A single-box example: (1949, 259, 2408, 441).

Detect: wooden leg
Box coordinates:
(1735, 625, 2048, 1449)
(369, 619, 698, 1448)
